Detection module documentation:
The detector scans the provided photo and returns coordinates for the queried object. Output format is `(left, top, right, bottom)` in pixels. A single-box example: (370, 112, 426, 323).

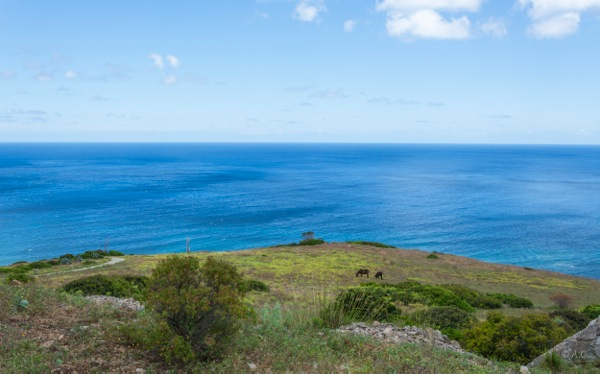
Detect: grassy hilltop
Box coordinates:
(2, 241, 600, 372)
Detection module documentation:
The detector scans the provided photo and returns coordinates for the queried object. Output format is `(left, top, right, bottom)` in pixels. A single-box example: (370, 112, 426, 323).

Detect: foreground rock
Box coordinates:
(528, 317, 600, 367)
(337, 322, 464, 353)
(85, 295, 144, 311)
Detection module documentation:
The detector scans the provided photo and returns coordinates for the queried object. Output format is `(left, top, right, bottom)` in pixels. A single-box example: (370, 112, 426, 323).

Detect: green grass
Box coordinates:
(3, 242, 600, 372)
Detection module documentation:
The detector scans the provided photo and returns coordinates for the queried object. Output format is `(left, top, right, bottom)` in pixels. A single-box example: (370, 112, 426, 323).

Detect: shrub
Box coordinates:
(59, 254, 78, 265)
(27, 261, 52, 270)
(488, 293, 534, 308)
(549, 310, 591, 333)
(407, 306, 474, 333)
(47, 260, 60, 266)
(244, 279, 270, 292)
(549, 293, 574, 309)
(146, 256, 248, 362)
(542, 351, 566, 372)
(579, 304, 600, 320)
(347, 241, 396, 248)
(6, 272, 35, 284)
(426, 253, 439, 259)
(63, 275, 148, 300)
(441, 285, 502, 309)
(108, 250, 125, 256)
(320, 286, 401, 328)
(298, 238, 325, 246)
(460, 311, 569, 364)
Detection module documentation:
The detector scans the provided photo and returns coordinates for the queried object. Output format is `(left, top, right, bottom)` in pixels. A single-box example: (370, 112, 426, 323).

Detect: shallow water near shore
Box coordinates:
(1, 143, 599, 279)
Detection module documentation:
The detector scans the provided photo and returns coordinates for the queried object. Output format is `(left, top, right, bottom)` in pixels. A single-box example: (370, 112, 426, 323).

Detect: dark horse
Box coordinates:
(356, 269, 370, 278)
(375, 271, 383, 279)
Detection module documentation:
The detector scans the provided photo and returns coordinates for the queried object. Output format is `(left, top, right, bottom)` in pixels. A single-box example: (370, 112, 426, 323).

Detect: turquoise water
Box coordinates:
(1, 143, 599, 279)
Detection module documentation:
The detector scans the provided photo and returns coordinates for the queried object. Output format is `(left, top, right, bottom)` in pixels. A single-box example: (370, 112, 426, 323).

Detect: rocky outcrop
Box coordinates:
(85, 295, 144, 311)
(528, 317, 600, 367)
(337, 322, 464, 353)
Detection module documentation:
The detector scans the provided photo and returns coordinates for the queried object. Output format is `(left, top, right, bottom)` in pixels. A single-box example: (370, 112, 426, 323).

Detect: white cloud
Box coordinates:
(344, 20, 357, 32)
(65, 70, 77, 79)
(1, 70, 16, 79)
(386, 10, 471, 39)
(529, 12, 580, 38)
(163, 75, 177, 85)
(255, 11, 270, 20)
(481, 17, 508, 37)
(519, 0, 600, 38)
(36, 72, 52, 81)
(294, 0, 325, 22)
(376, 0, 481, 12)
(149, 53, 164, 68)
(376, 0, 482, 39)
(166, 55, 180, 68)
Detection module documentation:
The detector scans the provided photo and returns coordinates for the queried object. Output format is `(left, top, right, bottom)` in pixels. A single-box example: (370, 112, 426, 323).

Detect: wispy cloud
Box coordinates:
(36, 72, 52, 81)
(376, 0, 483, 40)
(163, 75, 177, 85)
(344, 20, 357, 32)
(310, 88, 348, 99)
(294, 0, 325, 22)
(367, 97, 419, 105)
(149, 53, 164, 68)
(91, 95, 111, 102)
(65, 70, 77, 79)
(480, 17, 507, 38)
(519, 0, 600, 38)
(166, 55, 180, 68)
(1, 70, 17, 79)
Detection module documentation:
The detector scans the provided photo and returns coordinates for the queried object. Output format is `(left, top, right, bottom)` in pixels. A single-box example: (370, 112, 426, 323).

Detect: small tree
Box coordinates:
(146, 256, 248, 361)
(549, 293, 574, 309)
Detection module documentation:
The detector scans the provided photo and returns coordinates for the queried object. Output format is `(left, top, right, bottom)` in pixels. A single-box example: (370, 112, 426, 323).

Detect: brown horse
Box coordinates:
(375, 271, 383, 279)
(356, 269, 370, 278)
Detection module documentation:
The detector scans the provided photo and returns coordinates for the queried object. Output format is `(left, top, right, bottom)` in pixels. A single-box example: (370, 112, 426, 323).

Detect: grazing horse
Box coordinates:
(356, 269, 370, 278)
(375, 271, 383, 279)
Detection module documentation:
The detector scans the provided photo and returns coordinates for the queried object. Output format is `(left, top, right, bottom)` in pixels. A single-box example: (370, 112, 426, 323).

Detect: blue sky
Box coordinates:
(1, 0, 599, 143)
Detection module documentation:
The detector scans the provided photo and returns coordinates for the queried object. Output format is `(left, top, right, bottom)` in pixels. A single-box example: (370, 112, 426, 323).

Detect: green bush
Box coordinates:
(244, 279, 270, 292)
(407, 306, 474, 334)
(441, 285, 502, 309)
(488, 293, 534, 308)
(47, 260, 60, 266)
(426, 253, 439, 259)
(80, 250, 108, 260)
(298, 238, 325, 246)
(320, 286, 401, 328)
(27, 261, 53, 270)
(63, 275, 148, 300)
(579, 304, 600, 320)
(6, 272, 35, 284)
(460, 311, 569, 364)
(347, 241, 396, 248)
(108, 250, 125, 256)
(549, 310, 591, 333)
(146, 256, 249, 362)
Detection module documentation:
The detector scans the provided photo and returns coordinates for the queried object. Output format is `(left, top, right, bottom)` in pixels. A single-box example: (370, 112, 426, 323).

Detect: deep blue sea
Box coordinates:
(1, 143, 599, 279)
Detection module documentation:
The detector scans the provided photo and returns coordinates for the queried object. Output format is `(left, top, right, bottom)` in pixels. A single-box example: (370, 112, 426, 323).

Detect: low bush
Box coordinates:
(549, 293, 574, 309)
(442, 285, 502, 309)
(347, 241, 396, 248)
(579, 304, 600, 320)
(488, 293, 534, 308)
(6, 272, 35, 284)
(145, 256, 249, 362)
(108, 250, 125, 256)
(297, 238, 325, 246)
(63, 275, 148, 300)
(80, 250, 109, 260)
(27, 261, 53, 270)
(549, 310, 591, 333)
(407, 306, 474, 335)
(320, 286, 401, 328)
(244, 279, 270, 292)
(426, 253, 439, 259)
(460, 311, 569, 364)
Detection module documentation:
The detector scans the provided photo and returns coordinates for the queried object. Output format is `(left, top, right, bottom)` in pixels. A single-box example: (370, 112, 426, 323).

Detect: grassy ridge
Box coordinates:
(3, 242, 600, 372)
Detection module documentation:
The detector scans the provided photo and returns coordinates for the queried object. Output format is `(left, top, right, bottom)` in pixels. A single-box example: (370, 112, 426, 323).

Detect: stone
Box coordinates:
(10, 279, 23, 286)
(528, 317, 600, 367)
(247, 362, 257, 371)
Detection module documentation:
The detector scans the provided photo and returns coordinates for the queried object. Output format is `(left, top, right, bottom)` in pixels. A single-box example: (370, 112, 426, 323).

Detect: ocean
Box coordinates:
(1, 143, 599, 279)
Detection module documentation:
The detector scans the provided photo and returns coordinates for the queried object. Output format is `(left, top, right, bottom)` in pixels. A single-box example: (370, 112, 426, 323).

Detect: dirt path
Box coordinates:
(56, 256, 125, 273)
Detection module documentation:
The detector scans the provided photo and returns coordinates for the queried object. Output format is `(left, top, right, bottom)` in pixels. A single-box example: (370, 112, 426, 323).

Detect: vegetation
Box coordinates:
(579, 304, 600, 320)
(139, 256, 249, 362)
(63, 274, 148, 300)
(347, 241, 396, 248)
(2, 241, 600, 372)
(549, 292, 575, 309)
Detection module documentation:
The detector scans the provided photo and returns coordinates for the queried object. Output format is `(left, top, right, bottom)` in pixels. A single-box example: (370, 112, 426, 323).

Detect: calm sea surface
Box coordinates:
(0, 143, 599, 279)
